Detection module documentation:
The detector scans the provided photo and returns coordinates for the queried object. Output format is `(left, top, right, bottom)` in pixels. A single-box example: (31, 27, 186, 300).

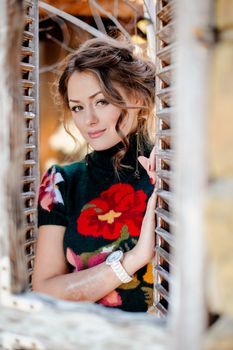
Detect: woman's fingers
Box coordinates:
(144, 190, 156, 218)
(149, 146, 156, 172)
(138, 155, 148, 172)
(138, 146, 156, 185)
(136, 190, 157, 263)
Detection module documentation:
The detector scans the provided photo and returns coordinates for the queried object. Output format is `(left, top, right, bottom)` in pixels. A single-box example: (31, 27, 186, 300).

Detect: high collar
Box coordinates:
(86, 133, 150, 182)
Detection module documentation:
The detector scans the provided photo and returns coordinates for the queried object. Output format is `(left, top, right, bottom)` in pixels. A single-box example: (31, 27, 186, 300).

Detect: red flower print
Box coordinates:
(38, 166, 64, 212)
(77, 184, 147, 240)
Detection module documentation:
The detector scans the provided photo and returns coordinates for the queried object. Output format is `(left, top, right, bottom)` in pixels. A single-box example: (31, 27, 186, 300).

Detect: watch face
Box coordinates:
(106, 250, 123, 264)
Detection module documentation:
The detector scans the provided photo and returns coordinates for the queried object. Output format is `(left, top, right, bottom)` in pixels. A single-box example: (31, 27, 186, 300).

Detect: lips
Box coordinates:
(88, 129, 106, 139)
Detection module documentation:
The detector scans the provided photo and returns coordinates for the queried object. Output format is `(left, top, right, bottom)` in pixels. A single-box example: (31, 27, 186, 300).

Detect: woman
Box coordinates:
(33, 37, 156, 312)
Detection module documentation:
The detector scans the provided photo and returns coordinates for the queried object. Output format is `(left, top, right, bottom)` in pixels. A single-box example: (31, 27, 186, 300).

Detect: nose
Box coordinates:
(85, 105, 99, 126)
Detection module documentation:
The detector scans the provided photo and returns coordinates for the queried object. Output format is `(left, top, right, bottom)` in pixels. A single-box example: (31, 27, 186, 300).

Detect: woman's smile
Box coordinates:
(87, 129, 106, 139)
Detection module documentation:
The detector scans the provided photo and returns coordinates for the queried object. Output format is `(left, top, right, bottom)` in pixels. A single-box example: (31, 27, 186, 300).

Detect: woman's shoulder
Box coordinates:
(45, 159, 87, 184)
(61, 159, 86, 174)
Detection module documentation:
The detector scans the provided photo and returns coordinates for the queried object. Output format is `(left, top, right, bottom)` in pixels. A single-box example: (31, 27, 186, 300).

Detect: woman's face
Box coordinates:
(67, 71, 138, 151)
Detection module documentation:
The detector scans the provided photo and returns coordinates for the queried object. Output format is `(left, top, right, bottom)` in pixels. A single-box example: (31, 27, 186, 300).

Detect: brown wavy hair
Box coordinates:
(57, 36, 155, 169)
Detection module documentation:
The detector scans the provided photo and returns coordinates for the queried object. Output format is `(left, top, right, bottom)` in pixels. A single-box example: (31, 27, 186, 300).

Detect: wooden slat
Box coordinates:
(156, 129, 172, 144)
(155, 149, 174, 161)
(157, 43, 175, 65)
(156, 87, 173, 106)
(25, 128, 35, 136)
(24, 0, 34, 6)
(22, 79, 35, 88)
(25, 15, 34, 25)
(156, 189, 173, 206)
(155, 246, 172, 266)
(155, 207, 174, 226)
(156, 22, 175, 45)
(21, 62, 35, 72)
(23, 30, 34, 40)
(24, 238, 37, 248)
(155, 227, 174, 247)
(23, 96, 35, 104)
(154, 283, 169, 302)
(22, 191, 35, 199)
(154, 265, 171, 283)
(23, 223, 36, 232)
(157, 65, 174, 85)
(24, 111, 35, 119)
(156, 170, 171, 181)
(21, 46, 34, 56)
(157, 1, 174, 24)
(23, 175, 36, 183)
(23, 208, 36, 216)
(156, 107, 173, 124)
(25, 252, 35, 263)
(23, 159, 36, 167)
(154, 301, 168, 317)
(24, 143, 36, 151)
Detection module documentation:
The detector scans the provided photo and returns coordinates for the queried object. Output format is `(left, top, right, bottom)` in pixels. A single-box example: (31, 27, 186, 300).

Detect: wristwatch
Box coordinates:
(106, 250, 133, 283)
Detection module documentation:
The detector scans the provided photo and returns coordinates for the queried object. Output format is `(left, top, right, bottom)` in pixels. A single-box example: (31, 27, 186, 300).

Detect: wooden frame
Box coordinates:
(1, 0, 229, 349)
(0, 1, 167, 349)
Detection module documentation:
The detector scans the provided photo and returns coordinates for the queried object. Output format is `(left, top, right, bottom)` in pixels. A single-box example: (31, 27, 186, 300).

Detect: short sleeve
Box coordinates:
(37, 165, 68, 227)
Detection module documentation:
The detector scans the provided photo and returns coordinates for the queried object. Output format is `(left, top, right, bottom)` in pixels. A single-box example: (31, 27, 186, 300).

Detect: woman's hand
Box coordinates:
(131, 190, 156, 269)
(138, 145, 156, 185)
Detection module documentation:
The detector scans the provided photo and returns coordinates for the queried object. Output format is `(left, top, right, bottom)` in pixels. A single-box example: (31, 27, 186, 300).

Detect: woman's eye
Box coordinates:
(71, 105, 83, 113)
(96, 99, 109, 106)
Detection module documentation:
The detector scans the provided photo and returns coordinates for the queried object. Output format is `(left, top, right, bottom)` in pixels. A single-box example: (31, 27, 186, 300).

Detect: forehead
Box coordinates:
(67, 71, 100, 97)
(67, 70, 133, 103)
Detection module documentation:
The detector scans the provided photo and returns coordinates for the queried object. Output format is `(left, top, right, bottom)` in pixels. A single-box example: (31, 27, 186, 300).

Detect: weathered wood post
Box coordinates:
(0, 0, 28, 297)
(168, 1, 214, 349)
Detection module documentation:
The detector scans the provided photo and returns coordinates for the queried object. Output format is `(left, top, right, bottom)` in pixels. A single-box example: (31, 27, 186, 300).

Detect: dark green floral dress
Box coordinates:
(38, 136, 154, 312)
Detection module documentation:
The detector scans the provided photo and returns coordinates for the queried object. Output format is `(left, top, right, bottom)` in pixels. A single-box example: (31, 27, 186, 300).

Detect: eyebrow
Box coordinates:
(69, 91, 102, 103)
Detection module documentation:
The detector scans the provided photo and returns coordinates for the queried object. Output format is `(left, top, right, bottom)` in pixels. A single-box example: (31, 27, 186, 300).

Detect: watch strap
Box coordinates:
(109, 261, 133, 283)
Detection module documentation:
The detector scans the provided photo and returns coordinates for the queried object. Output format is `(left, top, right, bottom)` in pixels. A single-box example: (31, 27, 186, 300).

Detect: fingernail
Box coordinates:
(150, 177, 155, 185)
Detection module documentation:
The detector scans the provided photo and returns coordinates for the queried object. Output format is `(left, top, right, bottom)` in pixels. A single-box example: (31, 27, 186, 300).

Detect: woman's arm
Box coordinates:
(32, 191, 156, 302)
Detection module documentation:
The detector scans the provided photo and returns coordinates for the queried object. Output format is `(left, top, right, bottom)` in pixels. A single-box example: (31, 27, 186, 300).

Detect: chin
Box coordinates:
(90, 139, 120, 151)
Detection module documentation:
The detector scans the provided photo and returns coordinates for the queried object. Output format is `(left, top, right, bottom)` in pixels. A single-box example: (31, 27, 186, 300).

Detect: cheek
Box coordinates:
(119, 112, 137, 133)
(72, 115, 82, 131)
(105, 106, 121, 125)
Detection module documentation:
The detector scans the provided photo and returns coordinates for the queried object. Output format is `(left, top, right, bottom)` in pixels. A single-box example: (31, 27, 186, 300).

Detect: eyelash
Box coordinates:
(71, 105, 82, 113)
(70, 99, 109, 113)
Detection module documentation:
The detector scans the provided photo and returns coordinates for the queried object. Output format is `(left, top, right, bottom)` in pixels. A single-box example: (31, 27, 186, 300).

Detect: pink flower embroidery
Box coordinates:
(66, 247, 122, 307)
(87, 252, 108, 268)
(98, 291, 122, 307)
(38, 166, 64, 212)
(66, 248, 108, 271)
(66, 247, 83, 271)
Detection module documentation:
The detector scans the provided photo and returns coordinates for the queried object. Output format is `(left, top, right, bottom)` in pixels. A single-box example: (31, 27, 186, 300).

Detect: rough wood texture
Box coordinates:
(0, 0, 28, 294)
(206, 182, 233, 316)
(206, 0, 233, 318)
(39, 0, 144, 19)
(208, 1, 233, 178)
(0, 1, 233, 349)
(0, 293, 167, 350)
(168, 0, 213, 349)
(204, 316, 233, 350)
